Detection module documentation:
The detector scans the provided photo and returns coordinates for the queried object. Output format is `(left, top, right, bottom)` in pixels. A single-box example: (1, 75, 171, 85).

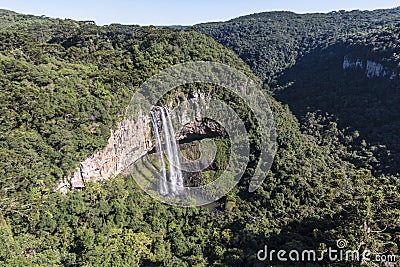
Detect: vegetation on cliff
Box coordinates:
(0, 8, 398, 266)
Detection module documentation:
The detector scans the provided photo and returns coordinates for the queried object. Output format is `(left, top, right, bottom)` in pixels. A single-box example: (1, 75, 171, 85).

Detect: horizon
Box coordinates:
(0, 0, 399, 26)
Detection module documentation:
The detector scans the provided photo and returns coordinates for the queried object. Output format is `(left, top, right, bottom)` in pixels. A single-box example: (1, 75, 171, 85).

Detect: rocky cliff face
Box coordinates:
(177, 119, 225, 142)
(343, 56, 363, 69)
(343, 56, 398, 79)
(170, 91, 225, 142)
(58, 110, 153, 192)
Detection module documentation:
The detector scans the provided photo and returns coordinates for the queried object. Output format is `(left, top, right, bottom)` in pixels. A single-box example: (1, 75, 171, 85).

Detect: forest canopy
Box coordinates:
(0, 8, 398, 266)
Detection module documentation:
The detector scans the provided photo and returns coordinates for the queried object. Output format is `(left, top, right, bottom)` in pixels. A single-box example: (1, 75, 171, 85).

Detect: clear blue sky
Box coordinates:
(0, 0, 399, 26)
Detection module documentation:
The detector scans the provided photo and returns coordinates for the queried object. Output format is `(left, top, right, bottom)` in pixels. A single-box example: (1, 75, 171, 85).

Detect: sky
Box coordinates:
(0, 0, 399, 26)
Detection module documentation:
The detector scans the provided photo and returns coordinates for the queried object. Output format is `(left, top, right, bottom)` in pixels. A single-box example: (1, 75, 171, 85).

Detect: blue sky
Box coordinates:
(0, 0, 399, 25)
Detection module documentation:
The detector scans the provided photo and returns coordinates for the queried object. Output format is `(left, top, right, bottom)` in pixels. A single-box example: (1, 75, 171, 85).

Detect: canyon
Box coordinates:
(58, 91, 224, 192)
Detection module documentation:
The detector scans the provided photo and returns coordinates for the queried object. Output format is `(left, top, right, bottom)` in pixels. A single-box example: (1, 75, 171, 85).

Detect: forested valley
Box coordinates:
(0, 7, 399, 266)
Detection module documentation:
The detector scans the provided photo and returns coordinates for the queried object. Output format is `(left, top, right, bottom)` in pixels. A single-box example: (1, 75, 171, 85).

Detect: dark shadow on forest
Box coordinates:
(274, 42, 400, 175)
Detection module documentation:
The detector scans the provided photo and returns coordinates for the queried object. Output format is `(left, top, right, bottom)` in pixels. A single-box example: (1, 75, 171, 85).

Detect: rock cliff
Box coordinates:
(58, 110, 153, 192)
(343, 56, 398, 79)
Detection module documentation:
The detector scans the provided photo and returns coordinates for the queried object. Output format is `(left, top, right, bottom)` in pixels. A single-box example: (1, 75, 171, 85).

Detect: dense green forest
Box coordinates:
(196, 7, 400, 85)
(0, 8, 399, 266)
(197, 7, 400, 177)
(275, 26, 400, 176)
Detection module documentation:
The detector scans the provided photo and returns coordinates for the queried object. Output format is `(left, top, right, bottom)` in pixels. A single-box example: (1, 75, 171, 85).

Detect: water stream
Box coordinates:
(150, 106, 183, 195)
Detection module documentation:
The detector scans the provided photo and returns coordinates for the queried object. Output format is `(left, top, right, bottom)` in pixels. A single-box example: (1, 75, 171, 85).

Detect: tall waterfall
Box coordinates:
(150, 106, 183, 196)
(150, 109, 168, 195)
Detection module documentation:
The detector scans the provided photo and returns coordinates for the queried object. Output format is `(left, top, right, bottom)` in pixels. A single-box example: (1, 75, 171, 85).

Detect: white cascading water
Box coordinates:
(151, 106, 183, 195)
(150, 109, 168, 195)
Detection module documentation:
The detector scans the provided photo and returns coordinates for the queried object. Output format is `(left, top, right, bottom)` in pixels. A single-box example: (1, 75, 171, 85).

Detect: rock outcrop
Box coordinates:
(58, 110, 153, 192)
(177, 119, 225, 142)
(343, 56, 363, 69)
(343, 56, 398, 79)
(170, 90, 225, 141)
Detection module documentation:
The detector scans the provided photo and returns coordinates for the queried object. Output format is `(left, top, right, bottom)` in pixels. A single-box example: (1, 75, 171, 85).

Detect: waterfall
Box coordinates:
(151, 106, 183, 196)
(150, 109, 168, 195)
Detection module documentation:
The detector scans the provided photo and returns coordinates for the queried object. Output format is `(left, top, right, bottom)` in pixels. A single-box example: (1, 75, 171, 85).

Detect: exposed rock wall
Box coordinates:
(343, 56, 363, 69)
(170, 91, 225, 141)
(177, 119, 225, 142)
(58, 110, 153, 192)
(343, 56, 397, 79)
